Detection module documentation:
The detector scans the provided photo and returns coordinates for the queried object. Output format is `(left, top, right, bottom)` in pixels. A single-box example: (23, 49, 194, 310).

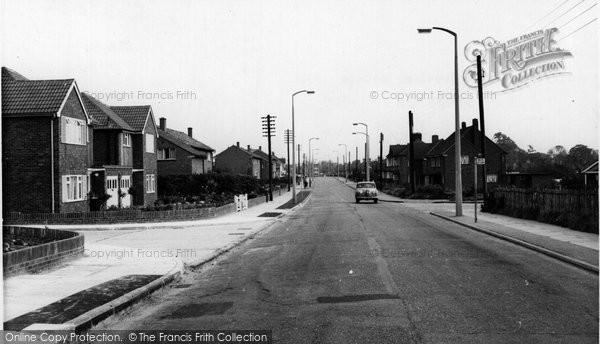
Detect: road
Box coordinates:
(97, 177, 599, 343)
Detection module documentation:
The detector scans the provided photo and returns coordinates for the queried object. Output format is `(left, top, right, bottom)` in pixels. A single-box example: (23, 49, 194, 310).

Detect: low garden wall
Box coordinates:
(3, 226, 84, 276)
(3, 194, 272, 226)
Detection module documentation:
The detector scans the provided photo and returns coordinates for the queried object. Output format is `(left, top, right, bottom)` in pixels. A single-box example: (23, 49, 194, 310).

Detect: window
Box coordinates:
(123, 133, 131, 147)
(61, 117, 87, 145)
(145, 133, 155, 153)
(461, 155, 470, 165)
(158, 148, 176, 160)
(146, 174, 156, 193)
(62, 175, 87, 202)
(120, 176, 131, 189)
(487, 174, 498, 183)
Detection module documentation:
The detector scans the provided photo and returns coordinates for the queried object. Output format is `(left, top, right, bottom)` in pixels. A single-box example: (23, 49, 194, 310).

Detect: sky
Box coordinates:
(1, 0, 598, 163)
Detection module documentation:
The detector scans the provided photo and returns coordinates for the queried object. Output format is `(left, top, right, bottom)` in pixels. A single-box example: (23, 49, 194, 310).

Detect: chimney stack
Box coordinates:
(247, 145, 251, 150)
(472, 118, 479, 130)
(461, 122, 467, 130)
(187, 127, 193, 138)
(412, 132, 422, 142)
(159, 117, 166, 131)
(472, 118, 478, 146)
(259, 146, 262, 151)
(236, 142, 239, 147)
(432, 135, 439, 143)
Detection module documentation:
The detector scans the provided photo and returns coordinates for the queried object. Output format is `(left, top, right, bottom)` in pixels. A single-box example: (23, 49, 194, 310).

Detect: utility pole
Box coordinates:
(408, 111, 415, 194)
(476, 54, 487, 199)
(379, 133, 384, 186)
(297, 144, 301, 181)
(284, 129, 292, 191)
(355, 146, 359, 180)
(262, 115, 276, 201)
(364, 142, 368, 180)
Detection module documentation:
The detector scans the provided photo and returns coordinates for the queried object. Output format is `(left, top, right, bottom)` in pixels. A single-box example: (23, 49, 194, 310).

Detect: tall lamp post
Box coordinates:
(291, 90, 315, 203)
(311, 148, 319, 181)
(418, 26, 463, 216)
(308, 137, 319, 186)
(338, 143, 348, 182)
(333, 150, 339, 177)
(353, 122, 370, 181)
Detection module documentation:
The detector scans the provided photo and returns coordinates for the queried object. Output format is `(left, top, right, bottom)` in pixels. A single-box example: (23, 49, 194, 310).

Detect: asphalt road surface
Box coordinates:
(98, 177, 599, 343)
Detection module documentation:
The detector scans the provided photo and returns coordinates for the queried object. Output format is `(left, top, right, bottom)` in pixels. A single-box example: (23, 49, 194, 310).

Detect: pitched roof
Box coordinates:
(2, 78, 76, 115)
(249, 148, 277, 162)
(110, 106, 152, 132)
(81, 93, 134, 131)
(158, 128, 214, 158)
(2, 67, 29, 83)
(387, 144, 407, 158)
(582, 161, 598, 174)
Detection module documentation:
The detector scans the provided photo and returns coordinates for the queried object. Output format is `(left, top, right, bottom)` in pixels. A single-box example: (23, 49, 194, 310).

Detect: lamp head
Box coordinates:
(417, 28, 432, 33)
(307, 90, 315, 94)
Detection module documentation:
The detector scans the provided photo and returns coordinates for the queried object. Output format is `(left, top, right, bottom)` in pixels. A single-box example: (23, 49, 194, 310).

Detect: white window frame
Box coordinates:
(461, 155, 470, 165)
(62, 174, 87, 202)
(62, 117, 87, 145)
(145, 133, 155, 153)
(146, 174, 156, 193)
(157, 148, 176, 160)
(123, 133, 131, 147)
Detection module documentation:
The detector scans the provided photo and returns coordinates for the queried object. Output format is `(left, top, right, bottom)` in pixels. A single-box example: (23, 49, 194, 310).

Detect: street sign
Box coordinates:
(476, 158, 486, 165)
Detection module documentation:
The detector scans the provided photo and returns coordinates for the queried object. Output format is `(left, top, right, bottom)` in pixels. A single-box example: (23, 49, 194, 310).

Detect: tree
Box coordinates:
(493, 132, 519, 153)
(568, 145, 599, 172)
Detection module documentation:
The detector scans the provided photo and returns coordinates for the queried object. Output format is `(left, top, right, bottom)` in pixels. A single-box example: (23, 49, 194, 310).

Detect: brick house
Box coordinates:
(156, 117, 215, 175)
(423, 118, 506, 192)
(110, 105, 158, 206)
(247, 147, 277, 180)
(81, 93, 136, 209)
(384, 133, 435, 185)
(215, 143, 265, 179)
(2, 67, 93, 213)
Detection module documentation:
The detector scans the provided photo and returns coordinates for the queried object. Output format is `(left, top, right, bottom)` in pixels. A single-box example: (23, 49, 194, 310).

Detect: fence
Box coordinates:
(485, 187, 599, 233)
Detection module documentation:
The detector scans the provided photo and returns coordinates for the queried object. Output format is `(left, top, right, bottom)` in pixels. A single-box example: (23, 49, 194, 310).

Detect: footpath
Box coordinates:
(3, 188, 312, 331)
(336, 178, 598, 272)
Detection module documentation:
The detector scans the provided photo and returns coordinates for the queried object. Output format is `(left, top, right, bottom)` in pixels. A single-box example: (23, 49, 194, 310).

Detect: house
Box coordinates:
(2, 67, 93, 213)
(423, 118, 506, 192)
(81, 93, 136, 209)
(214, 143, 265, 179)
(156, 117, 215, 175)
(384, 133, 435, 185)
(110, 105, 158, 206)
(581, 161, 599, 189)
(247, 147, 278, 180)
(505, 172, 557, 188)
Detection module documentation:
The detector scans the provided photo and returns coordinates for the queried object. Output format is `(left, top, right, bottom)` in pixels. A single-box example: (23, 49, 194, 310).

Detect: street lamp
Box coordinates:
(291, 90, 315, 203)
(308, 137, 319, 187)
(418, 26, 463, 216)
(311, 148, 319, 181)
(338, 143, 348, 182)
(353, 122, 370, 181)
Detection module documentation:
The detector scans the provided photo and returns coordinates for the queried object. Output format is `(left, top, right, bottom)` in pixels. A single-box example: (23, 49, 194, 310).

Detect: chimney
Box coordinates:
(412, 132, 422, 142)
(236, 141, 239, 147)
(259, 146, 262, 151)
(472, 118, 479, 130)
(159, 117, 166, 131)
(461, 122, 467, 130)
(432, 135, 439, 143)
(247, 145, 251, 150)
(187, 127, 193, 138)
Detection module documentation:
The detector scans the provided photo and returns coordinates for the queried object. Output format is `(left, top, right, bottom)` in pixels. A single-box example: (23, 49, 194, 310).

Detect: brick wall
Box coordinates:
(2, 117, 54, 213)
(3, 226, 84, 276)
(157, 140, 191, 175)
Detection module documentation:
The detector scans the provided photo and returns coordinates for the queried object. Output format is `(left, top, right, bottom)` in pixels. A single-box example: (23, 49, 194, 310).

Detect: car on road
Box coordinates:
(355, 181, 378, 203)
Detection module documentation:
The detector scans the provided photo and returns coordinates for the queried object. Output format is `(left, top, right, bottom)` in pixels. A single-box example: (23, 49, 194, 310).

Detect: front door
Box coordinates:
(106, 176, 118, 208)
(120, 175, 131, 208)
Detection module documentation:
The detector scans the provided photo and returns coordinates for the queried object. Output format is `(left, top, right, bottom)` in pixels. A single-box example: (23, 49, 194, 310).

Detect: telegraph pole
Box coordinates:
(408, 111, 415, 194)
(476, 54, 487, 198)
(379, 133, 384, 185)
(262, 115, 276, 201)
(284, 129, 292, 191)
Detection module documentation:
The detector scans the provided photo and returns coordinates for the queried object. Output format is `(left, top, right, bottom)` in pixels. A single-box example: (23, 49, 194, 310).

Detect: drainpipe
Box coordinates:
(51, 117, 55, 213)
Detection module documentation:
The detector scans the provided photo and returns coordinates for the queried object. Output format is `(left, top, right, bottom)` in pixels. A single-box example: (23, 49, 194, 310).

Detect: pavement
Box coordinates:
(336, 177, 598, 271)
(2, 187, 312, 330)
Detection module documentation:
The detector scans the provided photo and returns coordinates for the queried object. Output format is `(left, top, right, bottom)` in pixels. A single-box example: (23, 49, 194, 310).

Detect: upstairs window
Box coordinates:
(158, 148, 176, 160)
(61, 117, 87, 145)
(145, 133, 155, 153)
(123, 133, 131, 147)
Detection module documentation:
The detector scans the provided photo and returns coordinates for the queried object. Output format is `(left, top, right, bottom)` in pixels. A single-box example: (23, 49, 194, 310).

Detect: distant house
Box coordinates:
(248, 147, 277, 180)
(423, 118, 506, 192)
(81, 93, 136, 209)
(215, 143, 265, 179)
(384, 133, 435, 185)
(2, 67, 93, 213)
(582, 161, 599, 189)
(505, 172, 557, 188)
(110, 105, 158, 206)
(156, 117, 215, 176)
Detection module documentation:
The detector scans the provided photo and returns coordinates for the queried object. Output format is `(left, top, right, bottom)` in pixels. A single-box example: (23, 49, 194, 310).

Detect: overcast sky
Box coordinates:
(1, 0, 598, 162)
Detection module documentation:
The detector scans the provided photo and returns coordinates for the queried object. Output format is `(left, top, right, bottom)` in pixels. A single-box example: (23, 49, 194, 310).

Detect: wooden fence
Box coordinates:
(487, 187, 598, 232)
